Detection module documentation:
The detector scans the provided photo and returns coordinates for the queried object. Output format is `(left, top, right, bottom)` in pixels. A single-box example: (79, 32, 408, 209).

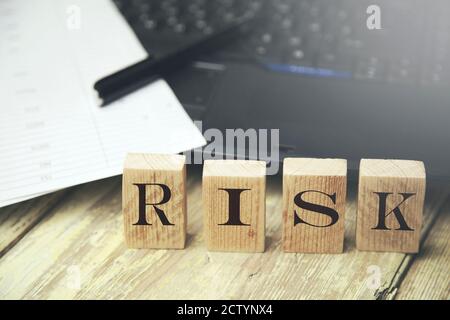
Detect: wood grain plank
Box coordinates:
(0, 177, 120, 299)
(394, 198, 450, 300)
(0, 190, 68, 259)
(0, 169, 448, 300)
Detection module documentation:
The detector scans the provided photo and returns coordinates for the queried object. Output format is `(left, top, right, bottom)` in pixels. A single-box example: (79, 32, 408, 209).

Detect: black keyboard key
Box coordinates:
(317, 52, 353, 72)
(114, 0, 450, 87)
(420, 63, 450, 86)
(355, 57, 385, 81)
(285, 48, 315, 67)
(387, 58, 418, 85)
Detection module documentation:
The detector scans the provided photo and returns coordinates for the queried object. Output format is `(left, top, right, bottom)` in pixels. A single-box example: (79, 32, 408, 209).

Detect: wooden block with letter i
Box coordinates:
(357, 159, 426, 253)
(282, 158, 347, 253)
(203, 160, 266, 252)
(122, 153, 186, 249)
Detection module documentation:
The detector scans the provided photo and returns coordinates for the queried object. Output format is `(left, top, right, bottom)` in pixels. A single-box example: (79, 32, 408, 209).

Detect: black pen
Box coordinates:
(94, 15, 255, 107)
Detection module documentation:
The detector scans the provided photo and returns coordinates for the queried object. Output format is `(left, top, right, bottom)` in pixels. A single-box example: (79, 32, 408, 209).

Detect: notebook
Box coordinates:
(0, 0, 206, 207)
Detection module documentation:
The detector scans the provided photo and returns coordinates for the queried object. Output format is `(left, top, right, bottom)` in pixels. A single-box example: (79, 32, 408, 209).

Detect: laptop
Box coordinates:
(113, 0, 450, 179)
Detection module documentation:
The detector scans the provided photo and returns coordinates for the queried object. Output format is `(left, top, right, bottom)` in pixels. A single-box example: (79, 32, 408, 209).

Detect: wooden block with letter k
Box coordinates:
(282, 158, 347, 253)
(122, 153, 186, 249)
(203, 160, 266, 252)
(357, 159, 426, 253)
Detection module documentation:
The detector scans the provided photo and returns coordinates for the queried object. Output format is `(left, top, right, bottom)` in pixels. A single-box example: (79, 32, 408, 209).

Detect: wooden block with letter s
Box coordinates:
(282, 158, 347, 253)
(356, 159, 426, 253)
(203, 160, 266, 252)
(122, 153, 186, 249)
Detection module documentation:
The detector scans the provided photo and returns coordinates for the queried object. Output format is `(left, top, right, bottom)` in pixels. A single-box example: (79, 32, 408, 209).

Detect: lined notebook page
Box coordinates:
(0, 0, 206, 207)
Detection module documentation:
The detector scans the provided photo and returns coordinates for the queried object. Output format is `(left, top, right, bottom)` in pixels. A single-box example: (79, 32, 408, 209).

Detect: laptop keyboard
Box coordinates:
(114, 0, 450, 86)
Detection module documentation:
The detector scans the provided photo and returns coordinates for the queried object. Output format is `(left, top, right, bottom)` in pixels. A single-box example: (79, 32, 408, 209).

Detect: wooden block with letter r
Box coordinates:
(122, 153, 186, 249)
(203, 160, 266, 252)
(357, 159, 426, 253)
(282, 158, 347, 253)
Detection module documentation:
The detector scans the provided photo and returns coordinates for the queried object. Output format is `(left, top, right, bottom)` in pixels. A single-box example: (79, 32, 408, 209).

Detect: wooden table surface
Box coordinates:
(0, 166, 449, 300)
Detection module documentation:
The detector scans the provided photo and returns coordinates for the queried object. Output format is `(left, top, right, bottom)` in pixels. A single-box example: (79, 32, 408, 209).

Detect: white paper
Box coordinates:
(0, 0, 206, 207)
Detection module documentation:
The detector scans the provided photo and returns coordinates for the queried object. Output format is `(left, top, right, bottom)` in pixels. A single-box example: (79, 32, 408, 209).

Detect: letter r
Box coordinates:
(133, 183, 174, 226)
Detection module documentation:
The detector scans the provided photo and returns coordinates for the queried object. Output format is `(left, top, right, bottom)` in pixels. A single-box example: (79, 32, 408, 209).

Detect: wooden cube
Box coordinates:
(122, 153, 186, 249)
(282, 158, 347, 253)
(357, 159, 426, 253)
(203, 160, 266, 252)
